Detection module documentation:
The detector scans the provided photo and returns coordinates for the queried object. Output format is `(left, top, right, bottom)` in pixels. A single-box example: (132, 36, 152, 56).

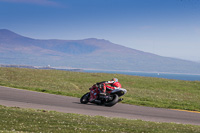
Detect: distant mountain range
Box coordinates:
(1, 29, 200, 74)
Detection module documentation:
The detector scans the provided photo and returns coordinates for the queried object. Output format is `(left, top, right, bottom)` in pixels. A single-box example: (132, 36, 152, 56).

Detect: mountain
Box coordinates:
(1, 29, 200, 74)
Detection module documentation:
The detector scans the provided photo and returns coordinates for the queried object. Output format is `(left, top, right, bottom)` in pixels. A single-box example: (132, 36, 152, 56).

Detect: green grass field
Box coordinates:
(0, 105, 200, 133)
(0, 67, 200, 132)
(0, 67, 199, 111)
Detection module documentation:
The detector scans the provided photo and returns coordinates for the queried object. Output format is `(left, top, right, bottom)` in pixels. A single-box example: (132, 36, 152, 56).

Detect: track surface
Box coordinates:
(0, 86, 200, 125)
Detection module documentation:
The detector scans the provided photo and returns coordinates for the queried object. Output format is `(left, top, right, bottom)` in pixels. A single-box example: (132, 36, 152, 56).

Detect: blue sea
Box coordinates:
(84, 70, 200, 81)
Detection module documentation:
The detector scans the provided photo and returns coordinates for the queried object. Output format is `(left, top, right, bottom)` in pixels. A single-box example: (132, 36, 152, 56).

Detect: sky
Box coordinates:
(0, 0, 200, 62)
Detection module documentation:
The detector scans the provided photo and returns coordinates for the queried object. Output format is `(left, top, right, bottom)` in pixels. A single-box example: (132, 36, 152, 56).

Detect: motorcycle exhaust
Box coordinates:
(94, 100, 101, 104)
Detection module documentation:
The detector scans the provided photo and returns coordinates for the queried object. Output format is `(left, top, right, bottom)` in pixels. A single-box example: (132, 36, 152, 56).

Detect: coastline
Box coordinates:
(1, 64, 200, 81)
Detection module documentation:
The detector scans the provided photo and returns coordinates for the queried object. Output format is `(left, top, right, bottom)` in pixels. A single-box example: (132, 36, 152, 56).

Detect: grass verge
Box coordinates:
(0, 105, 200, 133)
(0, 67, 200, 111)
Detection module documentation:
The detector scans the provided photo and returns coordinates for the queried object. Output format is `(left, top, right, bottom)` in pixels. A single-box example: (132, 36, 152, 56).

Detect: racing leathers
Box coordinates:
(96, 80, 122, 95)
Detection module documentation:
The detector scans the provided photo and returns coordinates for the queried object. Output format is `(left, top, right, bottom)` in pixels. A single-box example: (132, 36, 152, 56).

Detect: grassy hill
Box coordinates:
(0, 67, 200, 111)
(1, 29, 200, 74)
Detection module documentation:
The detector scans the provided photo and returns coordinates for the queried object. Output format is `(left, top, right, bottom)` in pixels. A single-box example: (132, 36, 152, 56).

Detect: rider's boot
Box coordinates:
(100, 84, 106, 96)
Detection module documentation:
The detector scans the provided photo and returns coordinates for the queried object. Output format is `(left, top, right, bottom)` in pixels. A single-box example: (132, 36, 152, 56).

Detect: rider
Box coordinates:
(97, 78, 122, 95)
(89, 78, 121, 102)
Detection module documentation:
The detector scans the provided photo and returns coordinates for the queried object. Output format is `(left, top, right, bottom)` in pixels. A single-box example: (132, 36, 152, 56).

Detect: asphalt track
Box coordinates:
(0, 86, 200, 125)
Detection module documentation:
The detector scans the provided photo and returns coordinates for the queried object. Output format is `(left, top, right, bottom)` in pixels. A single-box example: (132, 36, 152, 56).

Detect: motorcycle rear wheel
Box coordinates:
(80, 92, 90, 104)
(104, 94, 119, 107)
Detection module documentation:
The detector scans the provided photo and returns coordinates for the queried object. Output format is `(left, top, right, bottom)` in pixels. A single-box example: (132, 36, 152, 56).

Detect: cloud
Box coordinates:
(0, 0, 61, 7)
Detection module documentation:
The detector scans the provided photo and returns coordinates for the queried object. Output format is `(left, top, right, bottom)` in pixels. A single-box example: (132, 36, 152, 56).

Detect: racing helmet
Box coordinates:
(112, 78, 118, 82)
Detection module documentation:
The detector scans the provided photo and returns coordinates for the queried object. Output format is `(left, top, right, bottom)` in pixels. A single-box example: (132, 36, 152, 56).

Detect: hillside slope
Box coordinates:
(0, 29, 200, 74)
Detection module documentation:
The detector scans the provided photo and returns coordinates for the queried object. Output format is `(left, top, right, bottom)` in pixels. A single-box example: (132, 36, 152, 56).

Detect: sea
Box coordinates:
(84, 70, 200, 81)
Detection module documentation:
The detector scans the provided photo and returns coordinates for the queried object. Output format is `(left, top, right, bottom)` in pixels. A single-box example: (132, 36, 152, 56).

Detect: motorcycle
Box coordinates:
(80, 83, 127, 107)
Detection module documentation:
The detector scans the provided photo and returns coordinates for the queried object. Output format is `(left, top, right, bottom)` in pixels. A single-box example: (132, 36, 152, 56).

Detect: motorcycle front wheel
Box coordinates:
(104, 94, 119, 107)
(80, 92, 90, 104)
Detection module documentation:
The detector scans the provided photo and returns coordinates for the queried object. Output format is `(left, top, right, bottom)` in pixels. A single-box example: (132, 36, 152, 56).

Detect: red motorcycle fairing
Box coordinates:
(89, 84, 100, 102)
